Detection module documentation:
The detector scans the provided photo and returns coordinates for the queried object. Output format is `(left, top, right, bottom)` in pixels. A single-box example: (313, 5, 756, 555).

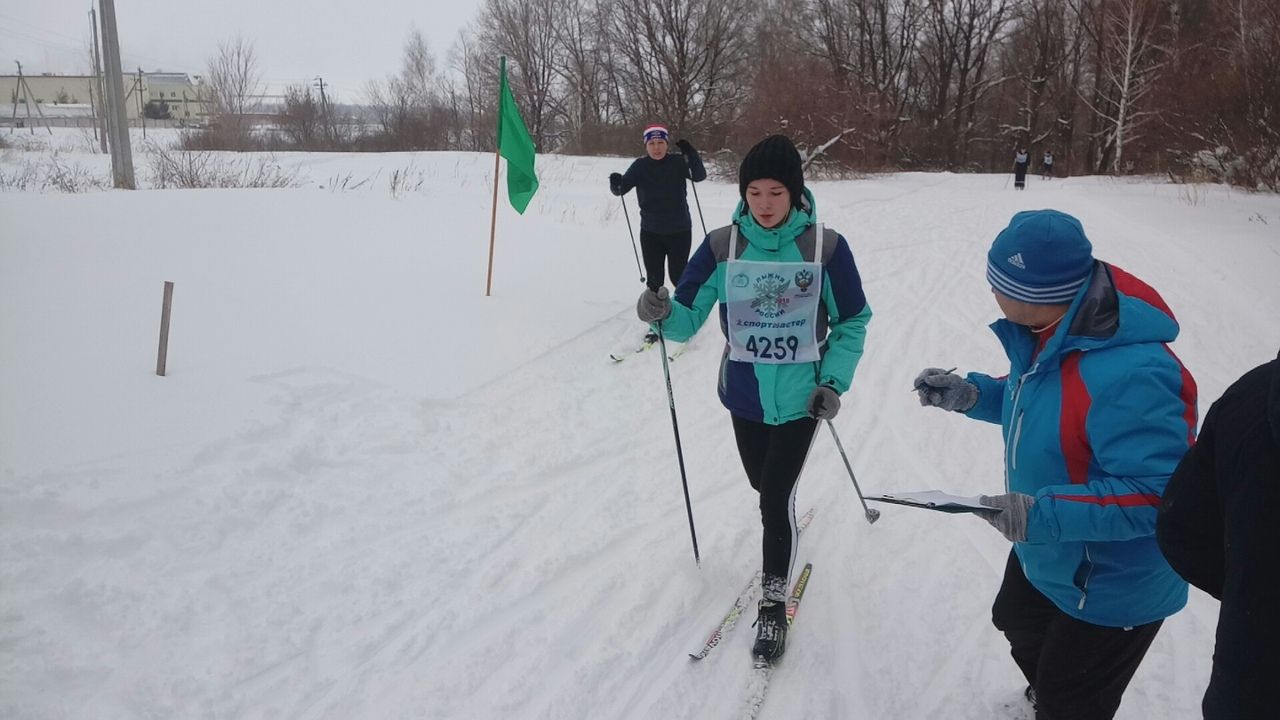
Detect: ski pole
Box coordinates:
(825, 419, 880, 524)
(681, 150, 708, 237)
(689, 178, 708, 238)
(619, 195, 645, 285)
(656, 321, 701, 565)
(628, 184, 697, 564)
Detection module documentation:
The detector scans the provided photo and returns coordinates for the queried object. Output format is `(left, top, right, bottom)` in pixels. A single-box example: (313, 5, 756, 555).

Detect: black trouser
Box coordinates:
(991, 550, 1163, 720)
(1015, 162, 1029, 188)
(731, 415, 818, 588)
(640, 228, 692, 291)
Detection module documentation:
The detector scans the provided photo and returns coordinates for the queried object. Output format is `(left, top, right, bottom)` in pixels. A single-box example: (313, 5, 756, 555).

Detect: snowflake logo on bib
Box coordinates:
(750, 273, 791, 318)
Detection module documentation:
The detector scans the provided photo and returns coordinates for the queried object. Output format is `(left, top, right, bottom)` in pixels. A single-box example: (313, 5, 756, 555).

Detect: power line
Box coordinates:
(0, 26, 87, 55)
(0, 11, 91, 46)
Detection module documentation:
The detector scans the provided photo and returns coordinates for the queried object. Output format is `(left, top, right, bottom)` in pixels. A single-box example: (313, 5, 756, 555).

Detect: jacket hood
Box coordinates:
(992, 262, 1180, 368)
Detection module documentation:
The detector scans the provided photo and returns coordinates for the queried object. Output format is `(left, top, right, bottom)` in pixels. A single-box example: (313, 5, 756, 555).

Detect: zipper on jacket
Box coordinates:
(1075, 545, 1095, 610)
(1010, 412, 1025, 471)
(1004, 362, 1039, 492)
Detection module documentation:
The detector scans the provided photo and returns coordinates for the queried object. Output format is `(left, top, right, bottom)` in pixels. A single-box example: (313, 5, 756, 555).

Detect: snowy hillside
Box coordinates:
(2, 135, 1279, 719)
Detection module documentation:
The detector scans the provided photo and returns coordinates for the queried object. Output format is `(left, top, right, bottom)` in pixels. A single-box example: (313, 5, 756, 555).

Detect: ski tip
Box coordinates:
(688, 653, 704, 661)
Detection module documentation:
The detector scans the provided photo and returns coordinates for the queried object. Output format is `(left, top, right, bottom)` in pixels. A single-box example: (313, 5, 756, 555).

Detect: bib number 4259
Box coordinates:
(745, 335, 800, 361)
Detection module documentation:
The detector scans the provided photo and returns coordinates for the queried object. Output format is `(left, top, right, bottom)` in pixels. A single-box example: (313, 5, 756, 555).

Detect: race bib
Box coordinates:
(725, 223, 824, 365)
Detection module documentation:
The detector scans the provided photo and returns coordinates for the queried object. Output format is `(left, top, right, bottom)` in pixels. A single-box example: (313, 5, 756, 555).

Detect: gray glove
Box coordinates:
(636, 286, 671, 323)
(914, 367, 978, 412)
(807, 385, 840, 420)
(978, 493, 1036, 542)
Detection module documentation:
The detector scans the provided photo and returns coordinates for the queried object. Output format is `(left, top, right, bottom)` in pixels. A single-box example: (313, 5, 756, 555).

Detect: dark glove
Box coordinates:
(609, 172, 623, 196)
(978, 493, 1036, 542)
(636, 286, 671, 323)
(913, 367, 978, 412)
(676, 139, 695, 155)
(807, 385, 841, 420)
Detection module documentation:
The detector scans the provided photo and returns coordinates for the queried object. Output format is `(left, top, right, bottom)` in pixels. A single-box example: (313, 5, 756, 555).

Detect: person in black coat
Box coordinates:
(1157, 351, 1280, 720)
(1013, 149, 1030, 190)
(609, 124, 707, 298)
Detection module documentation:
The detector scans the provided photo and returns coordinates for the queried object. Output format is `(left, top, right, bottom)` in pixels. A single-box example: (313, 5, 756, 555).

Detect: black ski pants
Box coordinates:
(640, 228, 692, 292)
(731, 415, 818, 589)
(992, 550, 1163, 720)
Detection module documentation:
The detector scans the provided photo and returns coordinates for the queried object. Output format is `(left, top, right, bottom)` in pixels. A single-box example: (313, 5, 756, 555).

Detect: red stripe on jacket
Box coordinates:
(1052, 493, 1163, 507)
(1163, 344, 1198, 446)
(1111, 263, 1198, 445)
(1059, 351, 1093, 485)
(1108, 264, 1175, 320)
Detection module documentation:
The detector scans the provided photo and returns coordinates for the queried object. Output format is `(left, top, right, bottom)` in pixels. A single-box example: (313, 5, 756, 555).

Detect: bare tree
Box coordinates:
(479, 0, 562, 148)
(550, 0, 614, 151)
(449, 26, 498, 151)
(279, 84, 323, 148)
(205, 36, 262, 147)
(1074, 0, 1173, 173)
(607, 0, 757, 135)
(804, 0, 925, 159)
(366, 28, 451, 149)
(921, 0, 1011, 168)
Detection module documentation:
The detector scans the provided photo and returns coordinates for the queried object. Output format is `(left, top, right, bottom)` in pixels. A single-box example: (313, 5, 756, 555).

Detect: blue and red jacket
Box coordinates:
(966, 261, 1197, 627)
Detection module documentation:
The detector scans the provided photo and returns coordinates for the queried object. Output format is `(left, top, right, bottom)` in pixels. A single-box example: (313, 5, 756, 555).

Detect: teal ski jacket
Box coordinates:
(657, 190, 871, 424)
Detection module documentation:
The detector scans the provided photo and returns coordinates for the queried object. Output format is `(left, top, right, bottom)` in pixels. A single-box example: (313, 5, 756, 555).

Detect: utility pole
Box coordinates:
(7, 62, 21, 133)
(10, 62, 52, 135)
(315, 76, 331, 142)
(89, 6, 108, 153)
(99, 0, 135, 188)
(137, 68, 146, 139)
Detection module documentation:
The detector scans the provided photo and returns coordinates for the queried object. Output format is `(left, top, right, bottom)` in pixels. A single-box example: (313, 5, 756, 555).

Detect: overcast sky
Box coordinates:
(2, 1, 485, 101)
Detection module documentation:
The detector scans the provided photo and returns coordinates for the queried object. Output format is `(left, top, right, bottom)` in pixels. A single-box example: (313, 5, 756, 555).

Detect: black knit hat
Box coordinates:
(739, 135, 805, 209)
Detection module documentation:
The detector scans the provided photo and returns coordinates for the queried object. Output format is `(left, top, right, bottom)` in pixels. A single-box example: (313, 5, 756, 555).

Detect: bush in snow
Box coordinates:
(146, 145, 300, 189)
(0, 152, 107, 193)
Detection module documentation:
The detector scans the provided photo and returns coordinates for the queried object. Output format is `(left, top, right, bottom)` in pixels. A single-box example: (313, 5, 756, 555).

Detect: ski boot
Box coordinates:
(752, 599, 788, 661)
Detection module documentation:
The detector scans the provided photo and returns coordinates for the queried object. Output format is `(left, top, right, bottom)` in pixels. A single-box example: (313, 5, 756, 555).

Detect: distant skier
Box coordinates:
(1013, 149, 1029, 190)
(1041, 150, 1054, 180)
(912, 209, 1197, 720)
(610, 125, 706, 343)
(635, 135, 871, 662)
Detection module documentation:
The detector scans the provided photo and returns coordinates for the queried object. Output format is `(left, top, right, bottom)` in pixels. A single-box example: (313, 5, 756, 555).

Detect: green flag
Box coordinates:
(497, 57, 538, 214)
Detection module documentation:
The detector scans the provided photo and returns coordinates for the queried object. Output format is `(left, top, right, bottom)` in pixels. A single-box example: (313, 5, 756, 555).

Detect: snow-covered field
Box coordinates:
(3, 131, 1278, 719)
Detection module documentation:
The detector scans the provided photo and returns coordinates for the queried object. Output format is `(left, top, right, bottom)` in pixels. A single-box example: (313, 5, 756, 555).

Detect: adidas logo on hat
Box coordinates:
(1007, 253, 1026, 270)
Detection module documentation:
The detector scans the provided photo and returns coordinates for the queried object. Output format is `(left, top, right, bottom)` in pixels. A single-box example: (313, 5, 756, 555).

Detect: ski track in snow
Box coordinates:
(2, 140, 1276, 718)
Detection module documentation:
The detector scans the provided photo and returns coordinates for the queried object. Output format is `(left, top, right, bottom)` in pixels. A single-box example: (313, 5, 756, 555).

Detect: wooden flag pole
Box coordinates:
(486, 56, 507, 298)
(486, 149, 500, 297)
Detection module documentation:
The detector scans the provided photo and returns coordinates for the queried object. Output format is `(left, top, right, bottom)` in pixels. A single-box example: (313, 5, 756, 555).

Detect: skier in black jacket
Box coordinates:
(610, 125, 707, 306)
(1157, 351, 1280, 720)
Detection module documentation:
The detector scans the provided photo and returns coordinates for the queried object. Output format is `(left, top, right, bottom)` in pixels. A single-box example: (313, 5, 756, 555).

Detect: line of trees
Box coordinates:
(204, 0, 1280, 189)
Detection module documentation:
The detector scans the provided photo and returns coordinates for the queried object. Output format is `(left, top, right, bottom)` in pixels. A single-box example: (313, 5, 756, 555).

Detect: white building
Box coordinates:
(144, 72, 211, 123)
(1, 72, 210, 126)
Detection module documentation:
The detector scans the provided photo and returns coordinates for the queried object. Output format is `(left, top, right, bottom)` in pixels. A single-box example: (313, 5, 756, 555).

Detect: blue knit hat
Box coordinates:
(987, 210, 1094, 304)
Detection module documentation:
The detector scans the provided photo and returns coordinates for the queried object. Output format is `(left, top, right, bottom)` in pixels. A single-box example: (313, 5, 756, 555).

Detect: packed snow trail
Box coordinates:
(3, 141, 1277, 718)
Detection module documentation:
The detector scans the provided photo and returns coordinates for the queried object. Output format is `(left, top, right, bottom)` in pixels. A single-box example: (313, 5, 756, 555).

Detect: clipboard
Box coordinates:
(866, 490, 998, 515)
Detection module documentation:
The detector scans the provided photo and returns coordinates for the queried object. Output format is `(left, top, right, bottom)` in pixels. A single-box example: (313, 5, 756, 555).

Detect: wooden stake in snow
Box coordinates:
(156, 281, 174, 376)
